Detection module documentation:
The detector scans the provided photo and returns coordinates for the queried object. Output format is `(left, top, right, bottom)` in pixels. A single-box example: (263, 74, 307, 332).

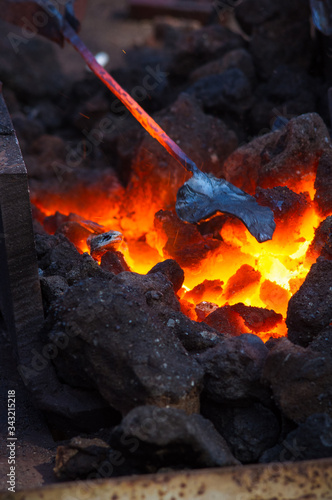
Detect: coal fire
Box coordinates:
(31, 112, 330, 343)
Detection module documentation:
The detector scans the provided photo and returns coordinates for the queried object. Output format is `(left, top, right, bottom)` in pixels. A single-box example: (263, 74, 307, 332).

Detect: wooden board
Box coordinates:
(0, 83, 45, 371)
(0, 84, 108, 421)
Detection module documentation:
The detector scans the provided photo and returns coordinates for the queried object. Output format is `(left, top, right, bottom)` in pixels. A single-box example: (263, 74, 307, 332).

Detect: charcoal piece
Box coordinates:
(109, 405, 239, 470)
(287, 257, 332, 346)
(100, 251, 131, 275)
(190, 48, 255, 84)
(187, 68, 252, 116)
(262, 338, 332, 423)
(232, 304, 282, 334)
(224, 264, 261, 301)
(88, 230, 123, 260)
(44, 211, 104, 236)
(48, 324, 97, 390)
(169, 25, 244, 77)
(165, 311, 223, 353)
(235, 0, 280, 32)
(265, 337, 282, 351)
(35, 232, 64, 260)
(154, 210, 221, 269)
(201, 399, 280, 463)
(111, 47, 172, 114)
(195, 302, 219, 322)
(315, 151, 332, 217)
(222, 113, 330, 195)
(37, 233, 113, 285)
(44, 211, 71, 234)
(154, 17, 199, 49)
(55, 221, 94, 252)
(126, 93, 238, 215)
(184, 279, 223, 304)
(306, 216, 332, 264)
(250, 64, 316, 135)
(0, 36, 65, 99)
(33, 219, 47, 236)
(54, 437, 110, 480)
(197, 214, 227, 238)
(204, 305, 247, 337)
(40, 275, 69, 311)
(260, 413, 332, 463)
(196, 334, 269, 403)
(71, 218, 104, 235)
(46, 273, 204, 414)
(309, 326, 332, 356)
(31, 204, 47, 225)
(267, 65, 316, 104)
(255, 186, 310, 224)
(205, 304, 282, 336)
(180, 298, 196, 321)
(246, 9, 312, 80)
(147, 259, 184, 293)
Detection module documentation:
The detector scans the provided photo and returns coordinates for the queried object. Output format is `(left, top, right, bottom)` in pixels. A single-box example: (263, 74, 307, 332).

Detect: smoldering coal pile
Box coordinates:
(2, 0, 332, 481)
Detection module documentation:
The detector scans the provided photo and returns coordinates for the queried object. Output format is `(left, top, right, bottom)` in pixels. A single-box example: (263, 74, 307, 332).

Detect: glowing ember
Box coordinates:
(32, 175, 328, 343)
(61, 21, 275, 244)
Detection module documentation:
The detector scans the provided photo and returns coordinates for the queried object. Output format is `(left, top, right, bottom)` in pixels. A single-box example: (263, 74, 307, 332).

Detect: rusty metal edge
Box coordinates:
(2, 457, 332, 499)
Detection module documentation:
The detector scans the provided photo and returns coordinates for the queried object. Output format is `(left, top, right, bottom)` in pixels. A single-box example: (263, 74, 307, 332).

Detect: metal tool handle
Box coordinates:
(62, 21, 199, 175)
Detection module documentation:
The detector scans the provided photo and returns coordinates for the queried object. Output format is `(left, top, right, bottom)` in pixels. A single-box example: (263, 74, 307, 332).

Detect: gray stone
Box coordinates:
(202, 400, 280, 463)
(37, 233, 113, 285)
(260, 413, 332, 463)
(110, 405, 239, 469)
(262, 338, 332, 423)
(287, 257, 332, 346)
(147, 259, 184, 293)
(196, 334, 269, 403)
(54, 437, 110, 480)
(187, 68, 252, 116)
(190, 48, 255, 84)
(46, 273, 205, 415)
(223, 113, 331, 196)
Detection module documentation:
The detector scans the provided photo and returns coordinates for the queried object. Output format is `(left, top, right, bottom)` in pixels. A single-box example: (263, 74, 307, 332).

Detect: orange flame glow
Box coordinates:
(32, 175, 327, 343)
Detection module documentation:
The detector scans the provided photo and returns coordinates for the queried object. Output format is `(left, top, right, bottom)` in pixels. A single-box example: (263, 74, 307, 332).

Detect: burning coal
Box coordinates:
(31, 118, 329, 344)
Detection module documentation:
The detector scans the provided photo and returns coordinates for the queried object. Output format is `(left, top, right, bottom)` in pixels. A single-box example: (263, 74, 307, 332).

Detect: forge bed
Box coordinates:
(2, 1, 332, 498)
(0, 72, 331, 500)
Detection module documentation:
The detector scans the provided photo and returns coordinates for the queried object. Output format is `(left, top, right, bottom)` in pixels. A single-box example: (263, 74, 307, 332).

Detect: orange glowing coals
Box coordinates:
(32, 175, 327, 343)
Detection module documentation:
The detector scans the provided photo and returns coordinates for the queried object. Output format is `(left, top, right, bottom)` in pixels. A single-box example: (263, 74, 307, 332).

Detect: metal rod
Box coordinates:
(62, 21, 199, 175)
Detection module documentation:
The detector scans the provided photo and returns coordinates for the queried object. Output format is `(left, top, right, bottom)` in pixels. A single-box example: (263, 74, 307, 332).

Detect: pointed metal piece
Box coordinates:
(176, 169, 276, 243)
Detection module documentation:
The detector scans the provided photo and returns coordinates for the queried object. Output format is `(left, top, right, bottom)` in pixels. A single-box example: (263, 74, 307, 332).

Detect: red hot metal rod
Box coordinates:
(62, 22, 198, 175)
